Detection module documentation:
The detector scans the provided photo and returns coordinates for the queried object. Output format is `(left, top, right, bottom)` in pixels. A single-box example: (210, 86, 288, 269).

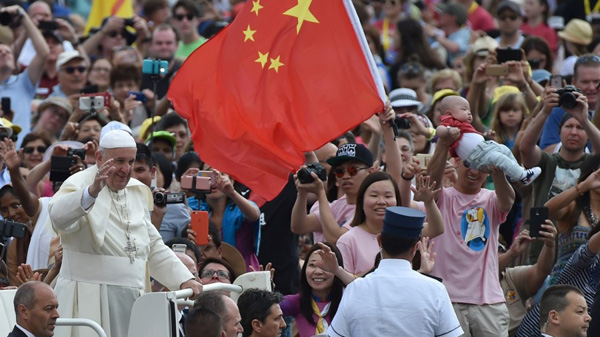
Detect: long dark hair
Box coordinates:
(349, 171, 401, 228)
(299, 243, 345, 326)
(575, 155, 600, 231)
(395, 18, 444, 69)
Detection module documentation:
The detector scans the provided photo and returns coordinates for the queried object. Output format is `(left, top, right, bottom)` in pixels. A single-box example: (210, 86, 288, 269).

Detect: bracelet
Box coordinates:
(426, 127, 436, 141)
(401, 172, 414, 181)
(576, 183, 584, 195)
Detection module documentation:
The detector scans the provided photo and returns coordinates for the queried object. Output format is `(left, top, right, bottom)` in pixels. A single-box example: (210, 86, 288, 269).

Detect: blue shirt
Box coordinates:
(0, 69, 36, 146)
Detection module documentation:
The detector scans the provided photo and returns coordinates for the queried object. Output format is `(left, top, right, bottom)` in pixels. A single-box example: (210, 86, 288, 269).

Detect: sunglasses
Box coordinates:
(23, 146, 47, 154)
(400, 63, 423, 75)
(499, 14, 519, 21)
(333, 166, 368, 178)
(174, 13, 195, 21)
(62, 66, 87, 74)
(107, 31, 127, 38)
(200, 269, 230, 280)
(576, 54, 600, 64)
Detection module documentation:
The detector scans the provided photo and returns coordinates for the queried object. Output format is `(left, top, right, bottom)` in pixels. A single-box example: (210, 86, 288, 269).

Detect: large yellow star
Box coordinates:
(268, 55, 284, 73)
(283, 0, 319, 34)
(243, 25, 256, 42)
(255, 51, 269, 69)
(251, 0, 263, 16)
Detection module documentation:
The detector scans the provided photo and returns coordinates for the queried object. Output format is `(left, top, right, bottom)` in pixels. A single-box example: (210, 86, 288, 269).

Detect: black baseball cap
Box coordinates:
(326, 144, 374, 168)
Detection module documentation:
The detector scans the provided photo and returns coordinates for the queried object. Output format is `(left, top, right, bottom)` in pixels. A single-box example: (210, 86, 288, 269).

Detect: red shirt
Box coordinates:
(440, 115, 482, 158)
(521, 22, 559, 51)
(468, 2, 496, 32)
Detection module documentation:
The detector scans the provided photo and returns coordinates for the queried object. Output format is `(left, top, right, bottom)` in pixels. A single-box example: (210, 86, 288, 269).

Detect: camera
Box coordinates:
(38, 20, 58, 30)
(142, 59, 169, 77)
(154, 192, 185, 207)
(297, 163, 327, 184)
(0, 11, 22, 28)
(68, 148, 86, 160)
(123, 18, 135, 27)
(557, 85, 582, 109)
(0, 219, 26, 238)
(79, 92, 110, 112)
(393, 116, 411, 129)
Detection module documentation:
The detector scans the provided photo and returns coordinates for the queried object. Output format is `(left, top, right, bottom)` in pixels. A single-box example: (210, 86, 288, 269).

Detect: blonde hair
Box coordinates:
(491, 93, 528, 145)
(430, 69, 462, 91)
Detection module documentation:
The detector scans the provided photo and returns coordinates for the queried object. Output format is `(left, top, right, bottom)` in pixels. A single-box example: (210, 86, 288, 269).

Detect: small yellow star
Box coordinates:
(243, 25, 256, 42)
(268, 55, 284, 73)
(251, 0, 263, 16)
(255, 51, 269, 69)
(283, 0, 319, 34)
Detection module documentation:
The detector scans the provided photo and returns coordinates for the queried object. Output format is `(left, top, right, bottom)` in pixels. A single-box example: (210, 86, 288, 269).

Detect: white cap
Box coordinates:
(99, 130, 136, 149)
(56, 50, 85, 70)
(100, 121, 133, 141)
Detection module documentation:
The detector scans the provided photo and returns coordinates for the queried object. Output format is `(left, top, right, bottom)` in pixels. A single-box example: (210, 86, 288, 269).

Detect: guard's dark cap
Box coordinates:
(383, 206, 425, 238)
(326, 143, 374, 168)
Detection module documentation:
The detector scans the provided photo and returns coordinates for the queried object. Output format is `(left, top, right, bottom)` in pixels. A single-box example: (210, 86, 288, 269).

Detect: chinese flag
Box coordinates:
(168, 0, 385, 201)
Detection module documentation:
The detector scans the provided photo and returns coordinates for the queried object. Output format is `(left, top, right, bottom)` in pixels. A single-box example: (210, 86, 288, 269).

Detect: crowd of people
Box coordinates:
(3, 0, 600, 336)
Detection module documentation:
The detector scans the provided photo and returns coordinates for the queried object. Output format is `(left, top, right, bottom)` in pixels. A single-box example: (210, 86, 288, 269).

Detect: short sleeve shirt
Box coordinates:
(0, 69, 36, 145)
(310, 195, 355, 243)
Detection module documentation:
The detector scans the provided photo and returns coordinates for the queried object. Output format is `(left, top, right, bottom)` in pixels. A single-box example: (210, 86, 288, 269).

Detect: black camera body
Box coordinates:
(297, 163, 327, 184)
(557, 85, 582, 109)
(68, 148, 86, 160)
(50, 148, 86, 182)
(154, 192, 185, 207)
(123, 18, 135, 27)
(394, 116, 411, 129)
(0, 219, 26, 238)
(0, 11, 22, 28)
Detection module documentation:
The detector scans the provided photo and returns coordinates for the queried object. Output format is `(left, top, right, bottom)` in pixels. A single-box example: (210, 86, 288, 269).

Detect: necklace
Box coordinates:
(110, 189, 138, 263)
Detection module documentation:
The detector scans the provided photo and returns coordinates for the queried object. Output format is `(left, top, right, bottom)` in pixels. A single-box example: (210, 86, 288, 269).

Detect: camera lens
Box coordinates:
(560, 92, 577, 109)
(297, 168, 314, 184)
(394, 116, 411, 129)
(0, 12, 12, 26)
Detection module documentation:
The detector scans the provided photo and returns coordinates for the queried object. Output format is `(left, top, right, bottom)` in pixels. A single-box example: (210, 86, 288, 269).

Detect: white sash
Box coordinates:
(61, 250, 146, 288)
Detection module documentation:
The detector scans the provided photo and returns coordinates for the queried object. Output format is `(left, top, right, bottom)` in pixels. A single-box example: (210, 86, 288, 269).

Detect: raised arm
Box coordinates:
(564, 91, 600, 154)
(411, 175, 444, 238)
(520, 87, 558, 168)
(3, 140, 39, 217)
(491, 166, 515, 213)
(427, 129, 458, 194)
(216, 172, 260, 222)
(525, 221, 556, 296)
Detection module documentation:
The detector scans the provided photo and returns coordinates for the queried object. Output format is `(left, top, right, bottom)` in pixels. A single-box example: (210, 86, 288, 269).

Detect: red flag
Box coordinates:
(168, 0, 385, 201)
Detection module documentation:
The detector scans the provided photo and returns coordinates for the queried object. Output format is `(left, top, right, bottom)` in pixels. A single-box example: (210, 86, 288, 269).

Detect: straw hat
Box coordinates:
(558, 19, 593, 46)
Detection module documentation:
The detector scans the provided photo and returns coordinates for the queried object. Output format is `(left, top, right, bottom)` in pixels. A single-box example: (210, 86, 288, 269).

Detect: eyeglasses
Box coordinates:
(23, 146, 47, 154)
(174, 13, 195, 21)
(333, 166, 368, 178)
(400, 63, 423, 76)
(498, 14, 519, 21)
(107, 31, 126, 38)
(576, 54, 600, 65)
(200, 269, 230, 280)
(62, 66, 87, 74)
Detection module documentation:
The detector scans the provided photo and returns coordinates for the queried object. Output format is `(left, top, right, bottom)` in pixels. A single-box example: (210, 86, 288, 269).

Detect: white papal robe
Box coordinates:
(49, 165, 193, 337)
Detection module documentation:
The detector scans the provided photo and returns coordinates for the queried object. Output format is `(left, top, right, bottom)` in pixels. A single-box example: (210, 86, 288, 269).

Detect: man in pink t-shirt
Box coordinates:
(424, 132, 515, 337)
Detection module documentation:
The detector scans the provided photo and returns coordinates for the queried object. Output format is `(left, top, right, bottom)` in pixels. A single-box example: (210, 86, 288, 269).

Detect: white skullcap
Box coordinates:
(99, 130, 136, 149)
(100, 121, 133, 141)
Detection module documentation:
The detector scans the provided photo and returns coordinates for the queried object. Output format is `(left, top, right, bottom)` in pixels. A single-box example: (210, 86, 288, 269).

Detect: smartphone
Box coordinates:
(529, 207, 549, 238)
(497, 48, 523, 64)
(550, 75, 563, 88)
(172, 243, 187, 254)
(416, 153, 432, 170)
(79, 92, 111, 111)
(191, 211, 209, 245)
(485, 65, 509, 76)
(181, 175, 212, 192)
(1, 97, 10, 114)
(129, 91, 147, 103)
(50, 155, 78, 182)
(38, 20, 58, 30)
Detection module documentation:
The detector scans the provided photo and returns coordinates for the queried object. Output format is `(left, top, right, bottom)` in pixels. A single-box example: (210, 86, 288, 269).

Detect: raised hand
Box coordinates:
(417, 237, 436, 274)
(537, 220, 557, 249)
(16, 263, 42, 286)
(411, 175, 439, 203)
(3, 139, 21, 171)
(314, 242, 340, 274)
(89, 158, 115, 197)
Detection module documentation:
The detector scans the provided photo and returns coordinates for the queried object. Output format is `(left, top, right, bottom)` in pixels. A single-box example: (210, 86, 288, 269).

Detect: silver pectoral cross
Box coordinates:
(124, 231, 139, 264)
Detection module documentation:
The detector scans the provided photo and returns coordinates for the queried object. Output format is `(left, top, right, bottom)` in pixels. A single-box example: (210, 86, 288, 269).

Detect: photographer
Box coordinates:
(539, 54, 600, 152)
(520, 86, 600, 263)
(82, 16, 150, 61)
(133, 143, 190, 239)
(0, 4, 49, 145)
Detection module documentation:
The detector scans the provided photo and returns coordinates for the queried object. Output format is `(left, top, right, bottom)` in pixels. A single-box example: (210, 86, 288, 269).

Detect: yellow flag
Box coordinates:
(84, 0, 134, 35)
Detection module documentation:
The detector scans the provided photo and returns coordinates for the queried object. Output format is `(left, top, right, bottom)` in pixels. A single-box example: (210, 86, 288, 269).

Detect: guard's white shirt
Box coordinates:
(328, 259, 463, 337)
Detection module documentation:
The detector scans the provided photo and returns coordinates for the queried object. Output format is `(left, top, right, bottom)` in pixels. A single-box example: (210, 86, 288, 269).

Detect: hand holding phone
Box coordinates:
(191, 211, 209, 245)
(529, 207, 549, 237)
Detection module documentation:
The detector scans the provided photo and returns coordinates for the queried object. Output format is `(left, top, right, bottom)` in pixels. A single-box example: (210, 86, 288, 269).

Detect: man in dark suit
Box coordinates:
(8, 281, 59, 337)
